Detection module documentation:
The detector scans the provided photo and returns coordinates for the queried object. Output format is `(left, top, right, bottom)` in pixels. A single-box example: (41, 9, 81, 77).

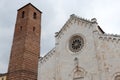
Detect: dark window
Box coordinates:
(20, 26, 22, 31)
(33, 12, 37, 19)
(33, 27, 35, 31)
(22, 11, 25, 18)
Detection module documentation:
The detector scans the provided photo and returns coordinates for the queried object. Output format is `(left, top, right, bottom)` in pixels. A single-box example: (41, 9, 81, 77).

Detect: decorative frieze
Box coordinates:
(98, 34, 120, 43)
(56, 14, 98, 40)
(40, 48, 56, 64)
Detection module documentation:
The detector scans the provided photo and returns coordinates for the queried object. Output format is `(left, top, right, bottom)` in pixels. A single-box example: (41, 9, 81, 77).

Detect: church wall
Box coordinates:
(56, 20, 100, 80)
(95, 35, 120, 80)
(38, 15, 120, 80)
(38, 49, 56, 80)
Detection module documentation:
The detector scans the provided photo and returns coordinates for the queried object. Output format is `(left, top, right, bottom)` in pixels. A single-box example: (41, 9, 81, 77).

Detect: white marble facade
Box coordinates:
(38, 14, 120, 80)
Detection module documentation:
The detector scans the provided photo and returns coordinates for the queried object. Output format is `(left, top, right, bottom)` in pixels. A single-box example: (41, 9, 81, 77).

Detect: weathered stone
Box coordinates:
(38, 15, 120, 80)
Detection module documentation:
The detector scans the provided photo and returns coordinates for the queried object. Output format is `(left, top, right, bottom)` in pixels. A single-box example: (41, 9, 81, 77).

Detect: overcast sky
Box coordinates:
(0, 0, 120, 73)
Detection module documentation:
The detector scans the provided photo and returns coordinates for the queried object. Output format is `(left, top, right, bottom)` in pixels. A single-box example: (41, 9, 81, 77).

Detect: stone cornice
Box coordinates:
(98, 33, 120, 43)
(55, 14, 97, 39)
(40, 48, 56, 64)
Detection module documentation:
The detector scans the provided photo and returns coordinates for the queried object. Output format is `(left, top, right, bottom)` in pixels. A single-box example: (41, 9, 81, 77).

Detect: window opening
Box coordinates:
(33, 27, 35, 32)
(22, 11, 25, 18)
(20, 26, 22, 31)
(33, 12, 37, 19)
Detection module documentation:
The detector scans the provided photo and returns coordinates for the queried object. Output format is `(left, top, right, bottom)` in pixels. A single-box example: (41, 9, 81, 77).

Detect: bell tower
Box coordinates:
(7, 3, 42, 80)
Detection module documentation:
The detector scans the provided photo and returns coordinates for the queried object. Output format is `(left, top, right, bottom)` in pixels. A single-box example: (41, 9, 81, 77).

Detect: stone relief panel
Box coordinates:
(73, 66, 85, 80)
(72, 58, 86, 80)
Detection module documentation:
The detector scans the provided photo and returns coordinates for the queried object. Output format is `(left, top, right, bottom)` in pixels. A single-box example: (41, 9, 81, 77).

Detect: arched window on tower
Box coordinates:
(33, 12, 37, 19)
(22, 11, 25, 18)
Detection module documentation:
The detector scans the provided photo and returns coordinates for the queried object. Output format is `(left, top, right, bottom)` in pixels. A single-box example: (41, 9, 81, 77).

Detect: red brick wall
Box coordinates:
(7, 3, 41, 80)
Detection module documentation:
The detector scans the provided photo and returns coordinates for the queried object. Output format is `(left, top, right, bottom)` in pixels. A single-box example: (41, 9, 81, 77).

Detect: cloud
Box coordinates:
(91, 0, 120, 34)
(0, 0, 120, 73)
(0, 27, 13, 73)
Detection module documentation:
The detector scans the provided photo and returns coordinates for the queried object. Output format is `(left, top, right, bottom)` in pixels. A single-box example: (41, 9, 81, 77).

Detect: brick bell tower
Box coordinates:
(7, 3, 42, 80)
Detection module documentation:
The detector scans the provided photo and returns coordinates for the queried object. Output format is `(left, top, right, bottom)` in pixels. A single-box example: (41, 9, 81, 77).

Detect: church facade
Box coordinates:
(5, 3, 120, 80)
(38, 14, 120, 80)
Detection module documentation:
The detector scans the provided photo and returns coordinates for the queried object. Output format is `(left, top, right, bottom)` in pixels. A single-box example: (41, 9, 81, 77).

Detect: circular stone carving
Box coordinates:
(69, 35, 84, 52)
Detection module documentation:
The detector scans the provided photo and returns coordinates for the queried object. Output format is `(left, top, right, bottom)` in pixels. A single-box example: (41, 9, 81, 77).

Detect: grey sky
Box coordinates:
(0, 0, 120, 73)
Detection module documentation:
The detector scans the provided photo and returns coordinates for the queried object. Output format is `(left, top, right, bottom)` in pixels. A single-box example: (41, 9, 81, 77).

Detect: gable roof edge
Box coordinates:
(18, 3, 42, 13)
(55, 14, 97, 38)
(39, 48, 56, 64)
